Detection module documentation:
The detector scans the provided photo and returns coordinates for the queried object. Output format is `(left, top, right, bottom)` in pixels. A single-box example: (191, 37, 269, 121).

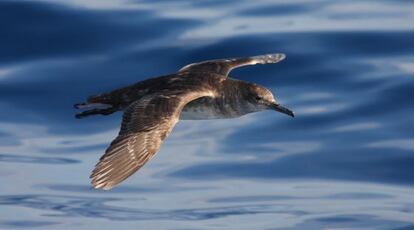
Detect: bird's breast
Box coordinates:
(180, 97, 246, 120)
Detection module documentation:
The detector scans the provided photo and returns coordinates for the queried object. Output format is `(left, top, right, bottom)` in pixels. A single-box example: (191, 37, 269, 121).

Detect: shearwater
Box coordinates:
(74, 53, 294, 190)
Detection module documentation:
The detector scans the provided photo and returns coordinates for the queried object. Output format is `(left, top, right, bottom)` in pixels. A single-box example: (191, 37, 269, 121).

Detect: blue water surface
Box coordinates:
(1, 0, 414, 229)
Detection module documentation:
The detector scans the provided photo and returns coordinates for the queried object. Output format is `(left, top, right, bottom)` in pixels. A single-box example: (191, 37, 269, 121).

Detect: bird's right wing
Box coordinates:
(178, 53, 286, 77)
(91, 89, 215, 190)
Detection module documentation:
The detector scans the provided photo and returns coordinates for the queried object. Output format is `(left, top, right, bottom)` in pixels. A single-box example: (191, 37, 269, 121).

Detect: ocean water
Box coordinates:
(1, 0, 414, 229)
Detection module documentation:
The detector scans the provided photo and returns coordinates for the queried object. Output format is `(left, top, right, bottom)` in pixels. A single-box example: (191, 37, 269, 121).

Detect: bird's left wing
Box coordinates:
(178, 53, 286, 77)
(91, 89, 215, 190)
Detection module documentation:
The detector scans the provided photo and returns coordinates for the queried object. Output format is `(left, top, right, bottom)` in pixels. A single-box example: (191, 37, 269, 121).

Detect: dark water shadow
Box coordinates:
(283, 214, 410, 230)
(238, 3, 317, 17)
(0, 221, 58, 228)
(0, 154, 79, 164)
(208, 192, 393, 203)
(393, 224, 414, 230)
(171, 147, 414, 185)
(0, 0, 201, 65)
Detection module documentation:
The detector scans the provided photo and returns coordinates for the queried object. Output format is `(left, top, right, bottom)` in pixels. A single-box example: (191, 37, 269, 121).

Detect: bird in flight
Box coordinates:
(74, 53, 294, 190)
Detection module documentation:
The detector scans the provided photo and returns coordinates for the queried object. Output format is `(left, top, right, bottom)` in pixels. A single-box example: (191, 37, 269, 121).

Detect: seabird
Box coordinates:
(74, 53, 294, 190)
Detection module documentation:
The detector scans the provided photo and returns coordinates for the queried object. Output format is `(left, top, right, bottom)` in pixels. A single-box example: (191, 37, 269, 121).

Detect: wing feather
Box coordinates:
(91, 89, 215, 190)
(179, 53, 286, 77)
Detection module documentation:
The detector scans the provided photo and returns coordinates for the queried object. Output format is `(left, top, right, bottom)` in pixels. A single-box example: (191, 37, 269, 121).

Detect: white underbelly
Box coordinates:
(180, 103, 244, 120)
(180, 96, 246, 120)
(180, 105, 226, 120)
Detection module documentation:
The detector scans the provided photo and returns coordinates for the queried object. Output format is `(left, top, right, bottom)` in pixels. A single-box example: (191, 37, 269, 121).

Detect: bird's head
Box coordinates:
(244, 84, 294, 117)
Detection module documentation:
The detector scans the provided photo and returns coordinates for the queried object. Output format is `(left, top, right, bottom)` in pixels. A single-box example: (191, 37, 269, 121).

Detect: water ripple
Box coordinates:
(0, 194, 304, 221)
(0, 154, 79, 164)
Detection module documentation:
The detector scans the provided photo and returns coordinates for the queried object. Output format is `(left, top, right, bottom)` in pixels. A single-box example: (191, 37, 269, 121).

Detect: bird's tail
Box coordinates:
(74, 94, 108, 108)
(74, 94, 116, 119)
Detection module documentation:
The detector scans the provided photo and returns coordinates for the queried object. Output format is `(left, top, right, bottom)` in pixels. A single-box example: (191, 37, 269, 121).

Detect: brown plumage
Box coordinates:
(75, 53, 294, 190)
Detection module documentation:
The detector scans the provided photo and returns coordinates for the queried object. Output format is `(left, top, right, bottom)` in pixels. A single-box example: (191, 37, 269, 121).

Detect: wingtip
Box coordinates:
(266, 53, 286, 62)
(278, 53, 286, 61)
(251, 53, 286, 64)
(91, 181, 114, 191)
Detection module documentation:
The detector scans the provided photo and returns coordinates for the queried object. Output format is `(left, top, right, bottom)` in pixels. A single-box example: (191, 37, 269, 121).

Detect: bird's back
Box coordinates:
(180, 77, 256, 120)
(88, 72, 224, 111)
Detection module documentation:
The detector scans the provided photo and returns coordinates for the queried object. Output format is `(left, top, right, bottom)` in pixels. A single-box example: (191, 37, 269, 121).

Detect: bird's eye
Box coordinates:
(255, 96, 262, 101)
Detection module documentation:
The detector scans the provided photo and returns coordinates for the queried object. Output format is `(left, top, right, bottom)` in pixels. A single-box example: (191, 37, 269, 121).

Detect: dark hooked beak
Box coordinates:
(271, 103, 295, 117)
